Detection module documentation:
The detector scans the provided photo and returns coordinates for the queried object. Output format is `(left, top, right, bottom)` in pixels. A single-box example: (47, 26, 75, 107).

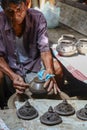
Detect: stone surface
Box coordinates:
(0, 100, 87, 130)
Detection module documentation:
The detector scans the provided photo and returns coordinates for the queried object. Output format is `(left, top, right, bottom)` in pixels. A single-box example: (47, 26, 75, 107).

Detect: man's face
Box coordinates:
(5, 2, 28, 25)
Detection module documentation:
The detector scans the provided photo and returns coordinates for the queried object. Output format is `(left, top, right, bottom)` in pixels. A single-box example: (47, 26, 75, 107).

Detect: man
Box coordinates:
(0, 0, 63, 100)
(0, 0, 3, 12)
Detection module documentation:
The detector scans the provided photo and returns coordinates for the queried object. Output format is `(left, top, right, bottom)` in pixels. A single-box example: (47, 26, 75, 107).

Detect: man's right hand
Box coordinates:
(12, 74, 29, 94)
(0, 57, 29, 94)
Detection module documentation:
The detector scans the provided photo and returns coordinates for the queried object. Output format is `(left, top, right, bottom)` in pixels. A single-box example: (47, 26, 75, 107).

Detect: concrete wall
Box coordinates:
(56, 1, 87, 36)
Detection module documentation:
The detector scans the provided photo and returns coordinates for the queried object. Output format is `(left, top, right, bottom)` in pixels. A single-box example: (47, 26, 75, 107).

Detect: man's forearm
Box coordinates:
(0, 57, 16, 80)
(41, 50, 54, 74)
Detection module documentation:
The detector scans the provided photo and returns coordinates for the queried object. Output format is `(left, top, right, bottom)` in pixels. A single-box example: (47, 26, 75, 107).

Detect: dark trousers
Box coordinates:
(51, 47, 87, 97)
(62, 66, 87, 97)
(0, 76, 15, 109)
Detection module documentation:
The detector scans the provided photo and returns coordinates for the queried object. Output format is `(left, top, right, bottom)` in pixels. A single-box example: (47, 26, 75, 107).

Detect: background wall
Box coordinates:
(56, 1, 87, 36)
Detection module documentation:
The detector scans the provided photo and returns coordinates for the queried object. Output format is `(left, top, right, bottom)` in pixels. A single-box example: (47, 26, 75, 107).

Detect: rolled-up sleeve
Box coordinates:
(37, 13, 50, 52)
(0, 31, 6, 56)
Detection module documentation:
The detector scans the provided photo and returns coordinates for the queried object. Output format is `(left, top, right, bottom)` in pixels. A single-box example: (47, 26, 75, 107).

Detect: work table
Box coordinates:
(0, 99, 87, 130)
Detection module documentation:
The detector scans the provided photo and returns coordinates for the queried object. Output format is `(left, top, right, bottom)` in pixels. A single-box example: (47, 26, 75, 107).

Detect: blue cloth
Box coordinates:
(37, 70, 55, 81)
(0, 6, 3, 12)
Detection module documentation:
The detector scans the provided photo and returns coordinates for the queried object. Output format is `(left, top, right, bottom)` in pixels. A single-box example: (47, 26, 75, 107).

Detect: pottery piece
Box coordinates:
(29, 77, 47, 95)
(56, 40, 77, 56)
(40, 106, 62, 125)
(16, 101, 38, 120)
(56, 34, 77, 56)
(58, 34, 77, 43)
(76, 104, 87, 120)
(54, 100, 75, 116)
(77, 38, 87, 55)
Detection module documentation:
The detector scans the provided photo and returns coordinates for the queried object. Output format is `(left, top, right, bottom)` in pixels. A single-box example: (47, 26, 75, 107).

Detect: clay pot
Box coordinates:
(56, 39, 77, 56)
(58, 34, 77, 44)
(56, 34, 77, 56)
(77, 38, 87, 55)
(29, 77, 47, 95)
(76, 104, 87, 120)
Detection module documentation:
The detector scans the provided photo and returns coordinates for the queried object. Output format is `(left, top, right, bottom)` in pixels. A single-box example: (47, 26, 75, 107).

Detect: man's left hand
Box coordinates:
(43, 72, 60, 94)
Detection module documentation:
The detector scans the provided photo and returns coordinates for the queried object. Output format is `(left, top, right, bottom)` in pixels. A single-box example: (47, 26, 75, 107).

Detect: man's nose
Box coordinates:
(13, 12, 21, 19)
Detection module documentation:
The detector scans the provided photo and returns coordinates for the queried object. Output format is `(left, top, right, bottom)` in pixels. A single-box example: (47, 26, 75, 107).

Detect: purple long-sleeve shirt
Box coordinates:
(0, 8, 50, 76)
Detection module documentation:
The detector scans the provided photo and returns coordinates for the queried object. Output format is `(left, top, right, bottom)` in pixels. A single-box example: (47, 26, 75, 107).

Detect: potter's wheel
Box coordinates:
(7, 90, 32, 109)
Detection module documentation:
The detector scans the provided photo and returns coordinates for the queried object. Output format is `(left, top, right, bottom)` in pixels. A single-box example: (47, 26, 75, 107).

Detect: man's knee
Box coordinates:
(53, 59, 63, 77)
(0, 71, 4, 84)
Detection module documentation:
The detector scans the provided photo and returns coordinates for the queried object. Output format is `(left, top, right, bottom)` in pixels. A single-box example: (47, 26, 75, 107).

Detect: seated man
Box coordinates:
(0, 0, 63, 102)
(0, 0, 3, 12)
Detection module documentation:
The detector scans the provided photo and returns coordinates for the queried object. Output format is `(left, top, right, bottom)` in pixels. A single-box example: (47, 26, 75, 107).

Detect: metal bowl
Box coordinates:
(56, 40, 77, 56)
(77, 38, 87, 55)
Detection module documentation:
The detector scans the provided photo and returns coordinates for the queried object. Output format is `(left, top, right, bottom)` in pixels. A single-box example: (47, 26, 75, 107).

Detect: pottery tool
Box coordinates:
(58, 89, 71, 100)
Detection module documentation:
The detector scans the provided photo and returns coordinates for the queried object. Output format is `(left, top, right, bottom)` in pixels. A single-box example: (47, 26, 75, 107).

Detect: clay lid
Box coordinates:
(77, 38, 87, 55)
(16, 101, 38, 120)
(34, 77, 45, 83)
(54, 100, 75, 116)
(40, 106, 62, 125)
(76, 104, 87, 120)
(29, 77, 47, 95)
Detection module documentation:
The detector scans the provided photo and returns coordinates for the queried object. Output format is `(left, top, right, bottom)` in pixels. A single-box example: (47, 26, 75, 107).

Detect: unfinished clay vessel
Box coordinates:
(56, 34, 77, 56)
(54, 99, 75, 116)
(40, 106, 62, 125)
(56, 40, 77, 56)
(16, 101, 38, 120)
(58, 34, 77, 43)
(77, 38, 87, 55)
(29, 77, 47, 95)
(76, 104, 87, 120)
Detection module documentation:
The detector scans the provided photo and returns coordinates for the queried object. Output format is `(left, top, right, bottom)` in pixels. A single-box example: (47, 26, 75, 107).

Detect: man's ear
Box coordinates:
(26, 0, 31, 8)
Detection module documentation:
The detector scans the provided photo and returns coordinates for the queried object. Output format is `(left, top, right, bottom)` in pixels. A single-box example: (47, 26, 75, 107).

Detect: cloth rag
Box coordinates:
(37, 69, 55, 81)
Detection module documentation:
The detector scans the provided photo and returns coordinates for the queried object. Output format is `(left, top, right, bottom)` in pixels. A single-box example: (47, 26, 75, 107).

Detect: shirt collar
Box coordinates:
(5, 18, 12, 31)
(25, 9, 33, 31)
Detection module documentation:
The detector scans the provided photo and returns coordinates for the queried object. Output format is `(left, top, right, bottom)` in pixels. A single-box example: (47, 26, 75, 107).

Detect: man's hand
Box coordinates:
(12, 74, 29, 94)
(43, 70, 60, 95)
(44, 77, 60, 94)
(41, 51, 63, 94)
